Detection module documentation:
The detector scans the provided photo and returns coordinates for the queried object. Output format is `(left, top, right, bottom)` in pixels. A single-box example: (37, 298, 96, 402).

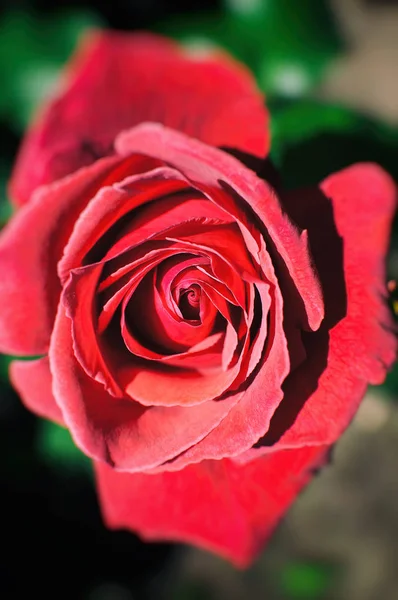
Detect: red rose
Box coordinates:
(0, 31, 396, 566)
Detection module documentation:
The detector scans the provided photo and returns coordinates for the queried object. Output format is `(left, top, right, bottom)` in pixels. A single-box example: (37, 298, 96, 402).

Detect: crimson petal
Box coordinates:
(236, 163, 397, 462)
(49, 303, 242, 470)
(11, 31, 268, 206)
(10, 357, 64, 425)
(116, 123, 324, 332)
(0, 155, 120, 355)
(95, 445, 328, 566)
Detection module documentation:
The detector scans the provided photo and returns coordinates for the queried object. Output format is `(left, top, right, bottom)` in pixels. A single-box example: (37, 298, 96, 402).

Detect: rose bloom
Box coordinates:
(0, 31, 396, 566)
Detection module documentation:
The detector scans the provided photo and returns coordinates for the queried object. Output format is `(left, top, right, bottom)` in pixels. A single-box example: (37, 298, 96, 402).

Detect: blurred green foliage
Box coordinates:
(0, 9, 101, 131)
(37, 420, 92, 475)
(269, 98, 398, 186)
(157, 0, 342, 97)
(0, 352, 12, 382)
(0, 162, 13, 227)
(279, 561, 334, 599)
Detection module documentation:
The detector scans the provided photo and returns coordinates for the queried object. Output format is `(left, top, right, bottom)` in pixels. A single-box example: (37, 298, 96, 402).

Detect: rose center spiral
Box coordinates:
(178, 284, 201, 321)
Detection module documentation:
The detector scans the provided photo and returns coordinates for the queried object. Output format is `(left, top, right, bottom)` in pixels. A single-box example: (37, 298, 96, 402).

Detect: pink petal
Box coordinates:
(58, 167, 191, 284)
(101, 193, 230, 262)
(49, 302, 242, 470)
(148, 281, 288, 470)
(10, 357, 64, 425)
(98, 246, 181, 334)
(160, 332, 226, 370)
(10, 31, 268, 206)
(0, 154, 120, 355)
(116, 124, 324, 332)
(62, 263, 123, 397)
(237, 163, 397, 461)
(94, 445, 328, 567)
(123, 265, 218, 356)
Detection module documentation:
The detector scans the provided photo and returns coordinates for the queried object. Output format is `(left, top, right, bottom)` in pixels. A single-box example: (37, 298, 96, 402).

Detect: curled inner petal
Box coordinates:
(177, 284, 201, 321)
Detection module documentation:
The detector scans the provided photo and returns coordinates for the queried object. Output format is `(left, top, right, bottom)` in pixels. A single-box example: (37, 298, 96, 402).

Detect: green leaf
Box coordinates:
(0, 161, 13, 228)
(270, 99, 398, 188)
(156, 0, 342, 97)
(381, 365, 398, 401)
(269, 98, 358, 160)
(227, 0, 342, 96)
(37, 420, 92, 475)
(0, 9, 102, 131)
(0, 353, 45, 383)
(0, 354, 12, 383)
(279, 561, 334, 599)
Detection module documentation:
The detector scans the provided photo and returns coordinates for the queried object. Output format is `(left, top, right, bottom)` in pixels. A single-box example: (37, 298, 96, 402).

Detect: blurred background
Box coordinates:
(0, 0, 397, 598)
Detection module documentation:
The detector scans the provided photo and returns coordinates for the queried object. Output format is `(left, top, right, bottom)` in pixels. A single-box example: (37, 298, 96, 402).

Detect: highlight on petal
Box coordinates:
(10, 30, 268, 206)
(95, 445, 329, 567)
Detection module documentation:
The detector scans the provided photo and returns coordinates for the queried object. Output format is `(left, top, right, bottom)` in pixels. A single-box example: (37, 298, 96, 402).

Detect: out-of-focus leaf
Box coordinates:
(0, 354, 44, 383)
(0, 161, 13, 227)
(156, 0, 342, 97)
(172, 581, 214, 600)
(0, 354, 12, 383)
(0, 9, 102, 130)
(279, 561, 334, 599)
(380, 366, 398, 401)
(270, 99, 398, 187)
(227, 0, 342, 95)
(37, 420, 92, 475)
(270, 98, 358, 161)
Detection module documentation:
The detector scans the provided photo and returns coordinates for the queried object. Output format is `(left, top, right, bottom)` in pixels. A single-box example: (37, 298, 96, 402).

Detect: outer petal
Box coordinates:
(49, 302, 242, 471)
(0, 155, 121, 355)
(320, 163, 397, 382)
(237, 163, 397, 461)
(94, 445, 328, 567)
(10, 357, 64, 425)
(10, 31, 268, 206)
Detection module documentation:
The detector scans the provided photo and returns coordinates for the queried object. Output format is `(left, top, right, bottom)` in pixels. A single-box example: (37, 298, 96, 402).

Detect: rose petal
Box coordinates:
(102, 193, 230, 262)
(0, 154, 120, 355)
(117, 290, 251, 408)
(62, 262, 125, 397)
(58, 167, 192, 283)
(10, 31, 268, 206)
(116, 124, 324, 332)
(236, 163, 397, 462)
(122, 273, 218, 356)
(98, 246, 182, 334)
(10, 357, 64, 425)
(49, 302, 242, 470)
(148, 280, 288, 470)
(95, 445, 328, 566)
(160, 332, 226, 371)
